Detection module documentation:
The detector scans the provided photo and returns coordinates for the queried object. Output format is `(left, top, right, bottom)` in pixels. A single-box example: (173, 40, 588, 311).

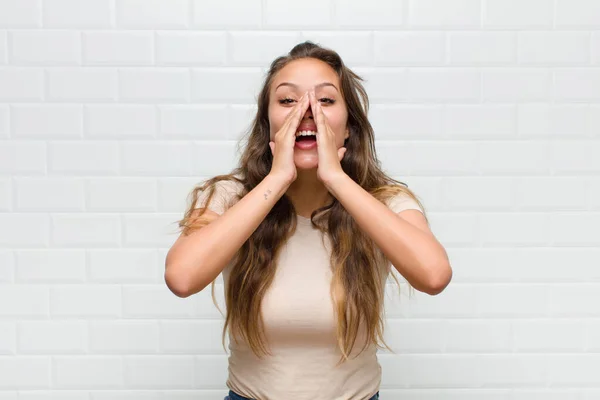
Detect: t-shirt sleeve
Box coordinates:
(387, 191, 424, 214)
(193, 180, 241, 216)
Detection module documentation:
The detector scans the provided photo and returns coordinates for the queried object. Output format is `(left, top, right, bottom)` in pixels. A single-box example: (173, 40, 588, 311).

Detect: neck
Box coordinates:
(286, 169, 333, 218)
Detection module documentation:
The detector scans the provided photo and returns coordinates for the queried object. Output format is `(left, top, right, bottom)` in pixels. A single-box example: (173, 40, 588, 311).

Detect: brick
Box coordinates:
(191, 142, 240, 177)
(87, 178, 157, 213)
(369, 105, 443, 139)
(192, 0, 261, 28)
(476, 284, 548, 316)
(0, 357, 49, 389)
(409, 141, 478, 175)
(122, 285, 198, 318)
(15, 178, 85, 211)
(9, 31, 80, 65)
(0, 142, 46, 175)
(549, 214, 600, 246)
(88, 249, 158, 282)
(0, 251, 14, 283)
(191, 68, 263, 102)
(479, 141, 550, 175)
(440, 177, 515, 210)
(0, 322, 16, 353)
(47, 69, 117, 102)
(54, 357, 123, 388)
(484, 0, 554, 28)
(374, 32, 445, 65)
(408, 0, 480, 27)
(124, 214, 184, 247)
(229, 32, 301, 66)
(50, 285, 121, 317)
(518, 32, 590, 65)
(445, 320, 511, 352)
(49, 142, 119, 175)
(518, 104, 594, 137)
(348, 67, 408, 102)
(515, 177, 587, 210)
(121, 142, 192, 175)
(479, 213, 551, 246)
(125, 356, 194, 388)
(549, 285, 600, 316)
(556, 0, 600, 27)
(17, 321, 87, 353)
(0, 31, 6, 64)
(443, 105, 516, 138)
(554, 69, 600, 101)
(90, 321, 159, 352)
(51, 215, 121, 247)
(593, 32, 600, 64)
(0, 285, 49, 317)
(550, 140, 600, 174)
(43, 0, 111, 28)
(0, 106, 8, 138)
(85, 105, 157, 138)
(264, 0, 332, 28)
(513, 320, 586, 352)
(335, 0, 404, 28)
(119, 69, 190, 103)
(0, 141, 46, 176)
(15, 249, 85, 282)
(0, 0, 41, 28)
(11, 105, 83, 138)
(0, 70, 43, 101)
(83, 32, 154, 66)
(156, 32, 227, 66)
(406, 69, 481, 102)
(298, 32, 373, 66)
(448, 32, 516, 65)
(159, 105, 228, 138)
(482, 68, 551, 102)
(449, 248, 600, 283)
(161, 320, 224, 353)
(117, 0, 189, 28)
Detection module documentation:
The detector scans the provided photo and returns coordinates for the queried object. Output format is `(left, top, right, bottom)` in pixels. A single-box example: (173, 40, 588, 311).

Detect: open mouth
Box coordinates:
(295, 130, 317, 142)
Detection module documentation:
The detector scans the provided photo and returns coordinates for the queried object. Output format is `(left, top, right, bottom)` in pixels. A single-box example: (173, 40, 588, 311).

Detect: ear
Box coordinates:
(344, 128, 349, 140)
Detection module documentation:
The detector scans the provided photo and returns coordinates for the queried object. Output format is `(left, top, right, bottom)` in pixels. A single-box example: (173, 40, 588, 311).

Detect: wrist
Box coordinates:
(266, 173, 293, 190)
(323, 172, 350, 193)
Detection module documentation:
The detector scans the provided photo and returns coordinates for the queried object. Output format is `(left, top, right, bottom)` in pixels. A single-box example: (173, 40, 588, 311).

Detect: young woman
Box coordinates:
(165, 41, 452, 400)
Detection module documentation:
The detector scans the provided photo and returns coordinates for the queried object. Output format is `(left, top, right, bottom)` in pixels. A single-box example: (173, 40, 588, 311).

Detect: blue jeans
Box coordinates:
(225, 389, 380, 400)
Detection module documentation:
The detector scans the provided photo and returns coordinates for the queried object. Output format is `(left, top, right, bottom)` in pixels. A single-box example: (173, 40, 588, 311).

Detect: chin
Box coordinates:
(294, 157, 318, 170)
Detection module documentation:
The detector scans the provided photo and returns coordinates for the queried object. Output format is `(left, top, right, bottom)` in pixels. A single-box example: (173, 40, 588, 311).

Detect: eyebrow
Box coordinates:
(275, 82, 339, 92)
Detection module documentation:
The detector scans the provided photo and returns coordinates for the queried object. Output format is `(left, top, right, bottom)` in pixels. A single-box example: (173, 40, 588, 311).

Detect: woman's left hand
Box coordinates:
(309, 89, 348, 185)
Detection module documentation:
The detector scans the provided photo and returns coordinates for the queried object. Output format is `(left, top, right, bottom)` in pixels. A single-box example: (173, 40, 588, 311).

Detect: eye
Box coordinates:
(320, 97, 335, 104)
(278, 97, 296, 105)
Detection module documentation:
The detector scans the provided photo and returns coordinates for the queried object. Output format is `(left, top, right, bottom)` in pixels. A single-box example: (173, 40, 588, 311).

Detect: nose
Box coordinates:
(302, 104, 314, 118)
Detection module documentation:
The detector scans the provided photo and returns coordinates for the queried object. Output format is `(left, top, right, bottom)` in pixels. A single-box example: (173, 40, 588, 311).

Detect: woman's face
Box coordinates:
(268, 58, 349, 170)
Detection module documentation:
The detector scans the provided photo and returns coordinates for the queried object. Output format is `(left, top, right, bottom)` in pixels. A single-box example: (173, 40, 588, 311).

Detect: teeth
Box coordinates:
(296, 130, 317, 137)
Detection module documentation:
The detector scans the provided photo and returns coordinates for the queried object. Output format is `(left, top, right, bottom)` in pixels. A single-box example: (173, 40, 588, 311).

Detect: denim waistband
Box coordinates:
(226, 389, 380, 400)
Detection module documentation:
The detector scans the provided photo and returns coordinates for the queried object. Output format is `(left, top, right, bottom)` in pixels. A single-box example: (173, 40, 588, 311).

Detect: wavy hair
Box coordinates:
(175, 41, 427, 365)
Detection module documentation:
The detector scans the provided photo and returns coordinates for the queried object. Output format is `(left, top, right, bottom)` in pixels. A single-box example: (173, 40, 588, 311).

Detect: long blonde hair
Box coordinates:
(176, 41, 427, 365)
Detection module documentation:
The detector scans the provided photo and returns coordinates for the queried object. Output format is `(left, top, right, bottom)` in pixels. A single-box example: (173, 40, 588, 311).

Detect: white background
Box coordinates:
(1, 0, 600, 398)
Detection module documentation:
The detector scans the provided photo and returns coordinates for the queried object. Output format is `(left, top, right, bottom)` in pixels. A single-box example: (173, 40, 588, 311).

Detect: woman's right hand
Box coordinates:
(268, 91, 310, 185)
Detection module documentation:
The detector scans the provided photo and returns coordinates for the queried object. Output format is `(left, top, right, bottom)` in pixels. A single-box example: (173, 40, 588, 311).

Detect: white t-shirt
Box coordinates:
(195, 179, 424, 400)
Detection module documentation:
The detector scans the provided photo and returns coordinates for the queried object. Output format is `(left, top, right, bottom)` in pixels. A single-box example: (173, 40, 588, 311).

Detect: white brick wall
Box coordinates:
(0, 0, 598, 398)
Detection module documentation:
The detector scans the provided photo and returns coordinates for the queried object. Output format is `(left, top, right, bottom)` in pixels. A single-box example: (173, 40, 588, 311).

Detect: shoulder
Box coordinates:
(385, 187, 424, 214)
(194, 175, 245, 215)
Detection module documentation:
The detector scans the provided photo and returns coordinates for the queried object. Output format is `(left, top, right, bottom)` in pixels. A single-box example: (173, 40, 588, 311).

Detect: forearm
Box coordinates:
(166, 173, 291, 297)
(324, 174, 450, 294)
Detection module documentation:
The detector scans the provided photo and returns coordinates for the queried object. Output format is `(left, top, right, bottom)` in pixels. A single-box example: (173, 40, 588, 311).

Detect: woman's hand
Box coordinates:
(268, 91, 310, 185)
(309, 89, 348, 185)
